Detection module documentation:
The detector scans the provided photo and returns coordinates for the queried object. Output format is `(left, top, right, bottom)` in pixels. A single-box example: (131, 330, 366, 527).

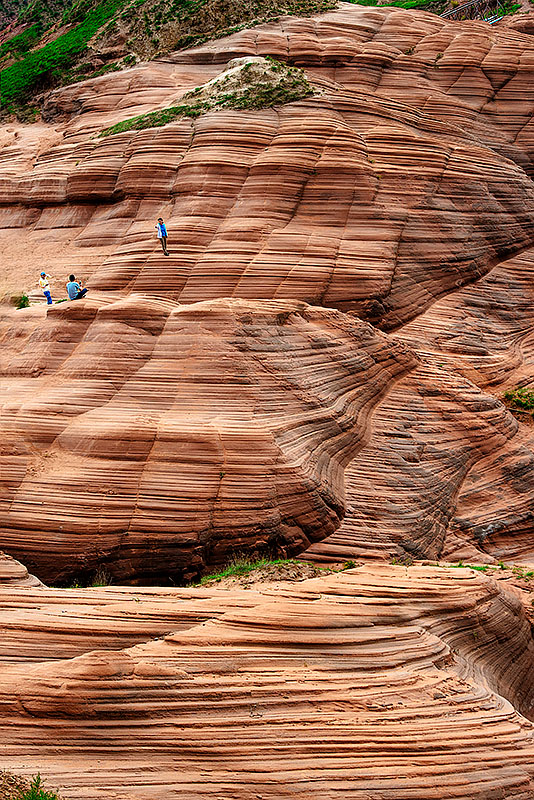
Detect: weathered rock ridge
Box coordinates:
(1, 4, 534, 577)
(0, 297, 415, 583)
(2, 565, 534, 798)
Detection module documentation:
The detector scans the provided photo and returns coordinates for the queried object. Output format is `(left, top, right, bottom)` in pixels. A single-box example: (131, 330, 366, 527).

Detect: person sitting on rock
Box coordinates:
(39, 272, 53, 305)
(155, 217, 169, 256)
(66, 274, 88, 301)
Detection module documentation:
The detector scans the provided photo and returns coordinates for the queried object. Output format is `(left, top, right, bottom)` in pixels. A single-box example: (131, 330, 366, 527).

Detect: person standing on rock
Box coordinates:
(39, 272, 53, 305)
(66, 274, 88, 301)
(155, 217, 169, 256)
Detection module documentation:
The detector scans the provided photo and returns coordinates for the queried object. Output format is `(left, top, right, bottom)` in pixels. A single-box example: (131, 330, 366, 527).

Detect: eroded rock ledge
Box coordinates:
(1, 564, 534, 799)
(0, 296, 415, 583)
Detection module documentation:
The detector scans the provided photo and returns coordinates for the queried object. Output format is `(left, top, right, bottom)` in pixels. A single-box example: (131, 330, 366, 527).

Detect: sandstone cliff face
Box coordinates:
(0, 296, 415, 583)
(306, 247, 534, 564)
(1, 6, 534, 320)
(1, 4, 534, 578)
(1, 565, 534, 799)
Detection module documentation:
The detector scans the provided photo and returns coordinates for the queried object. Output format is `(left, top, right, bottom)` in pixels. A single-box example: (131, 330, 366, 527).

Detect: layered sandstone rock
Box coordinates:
(305, 248, 534, 565)
(2, 565, 534, 799)
(2, 5, 534, 325)
(0, 551, 42, 587)
(0, 296, 415, 583)
(2, 3, 534, 574)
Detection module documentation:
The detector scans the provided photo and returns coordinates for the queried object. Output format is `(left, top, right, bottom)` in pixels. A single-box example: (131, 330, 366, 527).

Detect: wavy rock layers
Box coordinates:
(2, 566, 534, 799)
(405, 250, 534, 562)
(305, 248, 534, 564)
(2, 5, 534, 569)
(0, 582, 259, 664)
(0, 296, 415, 582)
(2, 6, 534, 329)
(0, 552, 42, 587)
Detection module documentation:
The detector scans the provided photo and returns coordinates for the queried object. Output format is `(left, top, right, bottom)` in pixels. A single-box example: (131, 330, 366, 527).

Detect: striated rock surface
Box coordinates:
(0, 296, 415, 583)
(305, 247, 534, 565)
(0, 551, 42, 587)
(2, 5, 534, 325)
(2, 565, 534, 798)
(2, 3, 534, 572)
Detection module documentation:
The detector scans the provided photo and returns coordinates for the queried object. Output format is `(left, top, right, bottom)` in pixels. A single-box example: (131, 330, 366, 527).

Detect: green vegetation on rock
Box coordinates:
(0, 772, 61, 800)
(0, 24, 42, 62)
(100, 56, 312, 136)
(14, 293, 30, 309)
(503, 385, 534, 413)
(195, 554, 358, 585)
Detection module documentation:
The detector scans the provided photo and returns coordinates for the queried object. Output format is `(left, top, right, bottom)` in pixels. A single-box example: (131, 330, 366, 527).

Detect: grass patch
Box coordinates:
(101, 101, 208, 135)
(503, 386, 534, 413)
(195, 554, 358, 585)
(198, 555, 292, 584)
(435, 561, 534, 580)
(0, 24, 43, 62)
(450, 561, 494, 572)
(100, 57, 312, 136)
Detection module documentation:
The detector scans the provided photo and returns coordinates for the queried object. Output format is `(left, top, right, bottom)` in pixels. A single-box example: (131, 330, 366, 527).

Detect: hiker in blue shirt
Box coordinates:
(155, 217, 169, 256)
(66, 274, 88, 301)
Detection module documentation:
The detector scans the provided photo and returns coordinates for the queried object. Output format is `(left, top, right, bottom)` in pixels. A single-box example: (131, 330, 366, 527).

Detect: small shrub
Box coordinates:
(91, 566, 112, 586)
(15, 293, 30, 309)
(503, 386, 534, 412)
(16, 773, 61, 800)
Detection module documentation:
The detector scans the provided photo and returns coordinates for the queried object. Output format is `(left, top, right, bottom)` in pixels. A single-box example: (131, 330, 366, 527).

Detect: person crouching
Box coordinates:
(66, 274, 88, 301)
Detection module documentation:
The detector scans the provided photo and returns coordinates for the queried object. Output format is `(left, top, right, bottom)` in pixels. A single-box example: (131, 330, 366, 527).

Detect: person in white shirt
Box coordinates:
(39, 272, 53, 305)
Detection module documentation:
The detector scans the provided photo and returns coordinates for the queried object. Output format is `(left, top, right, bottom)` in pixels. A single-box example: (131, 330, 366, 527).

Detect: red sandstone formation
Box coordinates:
(306, 249, 534, 565)
(0, 297, 415, 583)
(1, 3, 534, 577)
(0, 552, 42, 587)
(2, 5, 534, 323)
(1, 565, 534, 798)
